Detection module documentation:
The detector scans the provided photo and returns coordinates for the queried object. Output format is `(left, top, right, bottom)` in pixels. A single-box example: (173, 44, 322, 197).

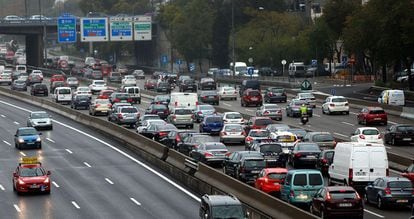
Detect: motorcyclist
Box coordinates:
(300, 103, 308, 116)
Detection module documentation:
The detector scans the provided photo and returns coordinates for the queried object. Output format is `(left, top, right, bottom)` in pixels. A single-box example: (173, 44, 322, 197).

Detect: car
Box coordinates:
(122, 75, 137, 86)
(402, 163, 414, 183)
(244, 116, 273, 134)
(177, 75, 191, 85)
(18, 75, 29, 82)
(140, 123, 178, 141)
(199, 115, 224, 135)
(350, 127, 383, 144)
(166, 108, 194, 128)
(357, 107, 388, 125)
(179, 79, 197, 92)
(199, 194, 246, 219)
(97, 89, 114, 99)
(120, 86, 141, 104)
(145, 104, 169, 120)
(11, 79, 27, 91)
(50, 74, 65, 84)
(137, 114, 161, 126)
(222, 112, 244, 124)
(255, 168, 288, 197)
(108, 106, 140, 128)
(108, 71, 122, 83)
(159, 130, 197, 149)
(303, 132, 336, 150)
(13, 157, 51, 195)
(88, 80, 107, 94)
(109, 92, 133, 104)
(365, 177, 414, 209)
(310, 186, 363, 219)
(29, 15, 51, 20)
(287, 128, 307, 140)
(74, 86, 92, 98)
(199, 77, 217, 90)
(384, 124, 414, 146)
(144, 79, 157, 90)
(177, 133, 216, 155)
(258, 67, 276, 76)
(156, 81, 171, 93)
(89, 98, 112, 116)
(223, 151, 266, 184)
(0, 72, 12, 85)
(71, 94, 91, 110)
(136, 119, 167, 134)
(288, 142, 321, 168)
(286, 99, 313, 117)
(250, 139, 287, 168)
(30, 83, 48, 96)
(239, 79, 260, 96)
(321, 96, 350, 115)
(151, 94, 170, 106)
(316, 149, 335, 176)
(4, 15, 24, 21)
(244, 129, 271, 150)
(27, 111, 52, 130)
(219, 124, 246, 144)
(190, 142, 228, 166)
(65, 77, 79, 88)
(27, 72, 43, 85)
(255, 104, 282, 121)
(14, 127, 42, 149)
(295, 92, 316, 108)
(194, 104, 216, 123)
(199, 90, 219, 105)
(264, 87, 287, 103)
(207, 68, 219, 76)
(240, 89, 262, 107)
(132, 69, 145, 79)
(270, 131, 299, 154)
(217, 86, 237, 100)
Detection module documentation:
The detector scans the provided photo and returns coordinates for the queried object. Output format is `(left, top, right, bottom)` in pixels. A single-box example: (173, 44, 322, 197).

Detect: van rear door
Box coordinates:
(369, 149, 388, 181)
(352, 150, 370, 182)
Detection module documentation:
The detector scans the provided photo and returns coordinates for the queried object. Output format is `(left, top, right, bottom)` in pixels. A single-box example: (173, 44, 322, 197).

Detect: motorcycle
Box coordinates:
(301, 115, 309, 125)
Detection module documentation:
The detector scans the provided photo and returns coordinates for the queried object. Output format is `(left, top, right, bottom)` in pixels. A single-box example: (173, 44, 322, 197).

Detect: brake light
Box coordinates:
(175, 101, 177, 107)
(241, 131, 246, 136)
(330, 104, 335, 107)
(204, 152, 213, 157)
(321, 158, 328, 164)
(151, 110, 157, 114)
(294, 153, 302, 158)
(127, 98, 133, 102)
(246, 136, 253, 142)
(221, 132, 227, 136)
(164, 110, 169, 114)
(175, 135, 181, 142)
(268, 92, 273, 96)
(159, 132, 168, 138)
(197, 111, 202, 115)
(264, 111, 269, 115)
(172, 115, 176, 120)
(359, 134, 365, 139)
(378, 134, 382, 139)
(333, 141, 337, 147)
(326, 192, 331, 201)
(114, 98, 120, 102)
(95, 104, 101, 107)
(385, 187, 391, 195)
(191, 114, 195, 119)
(196, 101, 198, 106)
(117, 114, 123, 119)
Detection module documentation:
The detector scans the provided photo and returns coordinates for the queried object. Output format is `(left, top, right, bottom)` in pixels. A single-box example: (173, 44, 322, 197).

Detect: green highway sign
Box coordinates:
(301, 79, 312, 90)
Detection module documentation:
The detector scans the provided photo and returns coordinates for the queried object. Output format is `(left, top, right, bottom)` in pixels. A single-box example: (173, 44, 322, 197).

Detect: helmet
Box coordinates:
(302, 104, 305, 107)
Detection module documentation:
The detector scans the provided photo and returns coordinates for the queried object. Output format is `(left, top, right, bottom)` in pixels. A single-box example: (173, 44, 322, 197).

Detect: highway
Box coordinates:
(0, 94, 199, 218)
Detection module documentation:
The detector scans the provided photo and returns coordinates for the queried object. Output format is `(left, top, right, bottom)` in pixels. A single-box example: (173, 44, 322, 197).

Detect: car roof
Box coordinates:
(264, 168, 288, 173)
(326, 186, 355, 192)
(287, 169, 322, 174)
(202, 195, 241, 205)
(357, 127, 379, 131)
(366, 107, 384, 111)
(18, 127, 36, 131)
(382, 177, 411, 182)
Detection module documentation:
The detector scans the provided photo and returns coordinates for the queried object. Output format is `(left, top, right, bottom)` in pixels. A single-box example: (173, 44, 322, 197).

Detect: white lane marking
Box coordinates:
(46, 138, 55, 143)
(83, 162, 91, 168)
(313, 114, 321, 117)
(52, 181, 60, 188)
(364, 209, 384, 218)
(222, 103, 231, 107)
(13, 204, 21, 213)
(245, 109, 254, 112)
(3, 140, 11, 146)
(388, 121, 397, 125)
(349, 112, 358, 115)
(341, 121, 355, 126)
(71, 201, 80, 209)
(0, 114, 5, 118)
(19, 152, 26, 156)
(385, 146, 391, 149)
(13, 121, 19, 125)
(65, 149, 73, 154)
(334, 132, 349, 138)
(0, 184, 5, 191)
(105, 178, 114, 185)
(0, 100, 201, 203)
(130, 198, 142, 206)
(390, 169, 402, 174)
(141, 100, 150, 104)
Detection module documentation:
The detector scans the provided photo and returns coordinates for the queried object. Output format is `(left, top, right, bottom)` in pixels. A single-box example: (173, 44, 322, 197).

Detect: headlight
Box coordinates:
(36, 137, 41, 142)
(18, 138, 24, 143)
(18, 179, 25, 185)
(43, 177, 49, 183)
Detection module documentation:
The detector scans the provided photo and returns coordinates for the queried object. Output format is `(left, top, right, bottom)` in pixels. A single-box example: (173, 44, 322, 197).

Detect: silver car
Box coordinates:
(27, 111, 52, 130)
(167, 108, 194, 128)
(219, 124, 245, 144)
(255, 104, 282, 121)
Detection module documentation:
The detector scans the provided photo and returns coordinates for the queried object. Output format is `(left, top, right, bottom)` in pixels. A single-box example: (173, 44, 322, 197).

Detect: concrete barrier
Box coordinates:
(401, 107, 414, 120)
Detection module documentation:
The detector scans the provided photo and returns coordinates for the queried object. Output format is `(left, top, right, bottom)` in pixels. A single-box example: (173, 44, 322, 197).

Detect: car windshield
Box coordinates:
(95, 81, 105, 85)
(78, 87, 89, 92)
(206, 117, 222, 123)
(175, 109, 192, 115)
(313, 134, 334, 142)
(300, 93, 314, 99)
(19, 129, 37, 136)
(332, 98, 347, 102)
(250, 130, 269, 137)
(397, 126, 414, 132)
(202, 91, 217, 96)
(223, 87, 235, 91)
(330, 191, 357, 200)
(153, 105, 167, 110)
(159, 124, 177, 131)
(143, 115, 160, 121)
(362, 129, 379, 135)
(297, 144, 319, 151)
(211, 205, 244, 219)
(268, 173, 287, 180)
(369, 109, 385, 114)
(111, 72, 120, 76)
(205, 143, 226, 150)
(193, 136, 215, 143)
(288, 129, 307, 137)
(244, 159, 266, 168)
(200, 105, 214, 111)
(270, 88, 284, 93)
(121, 108, 138, 113)
(20, 167, 45, 177)
(31, 112, 48, 119)
(265, 105, 279, 110)
(259, 144, 282, 153)
(96, 99, 110, 104)
(59, 89, 71, 94)
(15, 80, 25, 84)
(224, 125, 242, 132)
(255, 119, 273, 126)
(77, 95, 89, 100)
(148, 120, 166, 126)
(226, 113, 242, 119)
(388, 181, 412, 188)
(116, 93, 129, 99)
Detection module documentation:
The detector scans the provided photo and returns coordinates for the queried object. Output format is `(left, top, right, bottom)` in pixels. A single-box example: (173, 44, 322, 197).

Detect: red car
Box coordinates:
(357, 107, 387, 125)
(245, 116, 273, 134)
(101, 64, 113, 76)
(241, 89, 263, 107)
(13, 157, 51, 194)
(144, 79, 157, 90)
(254, 168, 287, 197)
(97, 89, 115, 99)
(402, 163, 414, 183)
(50, 74, 65, 83)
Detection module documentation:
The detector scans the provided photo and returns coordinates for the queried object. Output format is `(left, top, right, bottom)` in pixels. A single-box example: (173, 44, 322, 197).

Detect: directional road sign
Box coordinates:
(189, 63, 195, 72)
(330, 88, 336, 96)
(161, 55, 168, 64)
(80, 17, 109, 42)
(301, 79, 312, 90)
(311, 59, 317, 66)
(247, 67, 254, 75)
(109, 17, 133, 41)
(57, 15, 76, 43)
(176, 59, 182, 65)
(134, 16, 152, 41)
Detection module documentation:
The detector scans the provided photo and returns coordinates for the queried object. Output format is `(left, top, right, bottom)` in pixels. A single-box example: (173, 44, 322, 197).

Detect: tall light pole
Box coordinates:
(231, 0, 235, 77)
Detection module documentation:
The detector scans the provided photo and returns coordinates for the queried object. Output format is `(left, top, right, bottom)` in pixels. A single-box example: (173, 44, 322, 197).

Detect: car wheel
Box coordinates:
(322, 107, 325, 114)
(345, 111, 349, 115)
(377, 196, 384, 209)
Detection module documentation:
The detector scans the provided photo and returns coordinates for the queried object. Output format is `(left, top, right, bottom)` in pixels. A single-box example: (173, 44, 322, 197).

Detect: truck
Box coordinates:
(230, 62, 247, 76)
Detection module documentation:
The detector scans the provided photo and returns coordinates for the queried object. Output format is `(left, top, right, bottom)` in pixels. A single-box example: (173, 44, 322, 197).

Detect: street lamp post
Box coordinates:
(231, 0, 235, 77)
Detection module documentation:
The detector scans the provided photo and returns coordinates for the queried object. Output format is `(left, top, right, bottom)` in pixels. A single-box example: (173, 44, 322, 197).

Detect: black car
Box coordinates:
(140, 123, 178, 142)
(258, 67, 276, 76)
(156, 81, 171, 93)
(159, 130, 197, 149)
(30, 83, 48, 96)
(264, 87, 287, 103)
(199, 77, 217, 90)
(200, 194, 245, 219)
(145, 104, 169, 120)
(250, 139, 287, 168)
(11, 80, 27, 91)
(316, 149, 335, 176)
(384, 124, 414, 146)
(179, 79, 197, 92)
(177, 133, 215, 156)
(190, 142, 228, 166)
(199, 91, 219, 105)
(223, 151, 266, 184)
(288, 142, 321, 168)
(152, 95, 170, 106)
(71, 95, 91, 110)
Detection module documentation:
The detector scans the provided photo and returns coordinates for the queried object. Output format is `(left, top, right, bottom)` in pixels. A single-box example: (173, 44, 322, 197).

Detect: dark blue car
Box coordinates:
(199, 115, 224, 135)
(14, 127, 42, 149)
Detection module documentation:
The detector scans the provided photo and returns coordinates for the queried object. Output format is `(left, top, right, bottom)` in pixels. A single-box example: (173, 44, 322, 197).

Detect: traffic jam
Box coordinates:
(1, 55, 414, 219)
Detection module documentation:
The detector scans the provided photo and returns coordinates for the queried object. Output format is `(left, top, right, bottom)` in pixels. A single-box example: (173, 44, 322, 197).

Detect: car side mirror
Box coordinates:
(13, 172, 17, 177)
(47, 170, 51, 175)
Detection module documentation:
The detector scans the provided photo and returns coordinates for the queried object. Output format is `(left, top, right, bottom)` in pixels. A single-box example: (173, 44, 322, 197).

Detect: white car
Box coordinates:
(218, 86, 237, 100)
(31, 70, 43, 79)
(0, 73, 12, 85)
(350, 127, 383, 144)
(122, 75, 137, 86)
(27, 111, 53, 130)
(219, 124, 246, 144)
(89, 80, 107, 94)
(296, 92, 316, 108)
(74, 86, 92, 98)
(270, 131, 298, 154)
(222, 112, 244, 124)
(136, 119, 167, 133)
(321, 96, 349, 115)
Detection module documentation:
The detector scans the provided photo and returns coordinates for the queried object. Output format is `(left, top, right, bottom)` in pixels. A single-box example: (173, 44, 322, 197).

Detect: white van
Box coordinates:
(169, 92, 198, 112)
(328, 142, 388, 190)
(121, 86, 141, 104)
(16, 65, 27, 73)
(230, 62, 247, 76)
(288, 62, 306, 77)
(377, 89, 405, 106)
(53, 87, 72, 104)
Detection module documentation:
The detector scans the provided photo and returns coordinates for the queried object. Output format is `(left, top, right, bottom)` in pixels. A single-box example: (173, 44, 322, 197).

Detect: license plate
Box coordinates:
(30, 184, 40, 188)
(102, 111, 107, 113)
(120, 100, 127, 103)
(374, 118, 381, 120)
(208, 96, 215, 99)
(397, 200, 408, 203)
(251, 98, 258, 101)
(403, 138, 412, 141)
(307, 155, 316, 159)
(339, 203, 352, 207)
(355, 172, 366, 176)
(27, 142, 34, 145)
(251, 170, 260, 174)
